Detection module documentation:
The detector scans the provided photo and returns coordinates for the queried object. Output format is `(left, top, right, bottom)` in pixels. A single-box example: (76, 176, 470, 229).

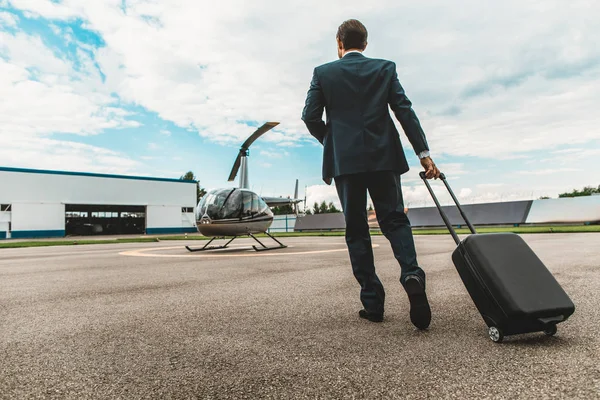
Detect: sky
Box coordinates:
(1, 0, 599, 210)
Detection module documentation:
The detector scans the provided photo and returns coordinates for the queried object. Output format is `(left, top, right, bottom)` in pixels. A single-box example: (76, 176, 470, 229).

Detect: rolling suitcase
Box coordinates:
(419, 172, 575, 343)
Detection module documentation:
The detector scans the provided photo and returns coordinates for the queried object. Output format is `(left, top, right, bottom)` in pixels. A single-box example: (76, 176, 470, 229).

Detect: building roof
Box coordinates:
(0, 166, 197, 184)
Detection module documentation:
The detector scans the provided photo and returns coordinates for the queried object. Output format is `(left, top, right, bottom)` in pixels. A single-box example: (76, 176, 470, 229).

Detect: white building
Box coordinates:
(0, 166, 198, 239)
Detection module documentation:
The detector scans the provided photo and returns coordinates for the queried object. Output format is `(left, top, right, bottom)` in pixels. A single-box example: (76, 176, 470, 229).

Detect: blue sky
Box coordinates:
(1, 0, 599, 208)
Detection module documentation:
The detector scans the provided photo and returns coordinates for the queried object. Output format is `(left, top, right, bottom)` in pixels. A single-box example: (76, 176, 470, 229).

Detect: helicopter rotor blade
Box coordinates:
(294, 179, 299, 216)
(227, 121, 279, 182)
(227, 151, 243, 182)
(241, 122, 280, 150)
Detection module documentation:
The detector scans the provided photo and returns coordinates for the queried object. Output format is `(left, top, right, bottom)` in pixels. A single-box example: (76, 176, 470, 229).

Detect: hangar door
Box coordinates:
(0, 204, 11, 239)
(65, 204, 146, 236)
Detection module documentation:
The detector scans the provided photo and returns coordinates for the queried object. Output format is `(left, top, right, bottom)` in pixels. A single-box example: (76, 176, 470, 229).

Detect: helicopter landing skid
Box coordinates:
(249, 232, 288, 252)
(184, 233, 287, 253)
(185, 236, 237, 252)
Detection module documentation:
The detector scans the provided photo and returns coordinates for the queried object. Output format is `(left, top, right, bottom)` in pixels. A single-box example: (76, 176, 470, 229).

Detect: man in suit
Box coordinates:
(301, 19, 441, 330)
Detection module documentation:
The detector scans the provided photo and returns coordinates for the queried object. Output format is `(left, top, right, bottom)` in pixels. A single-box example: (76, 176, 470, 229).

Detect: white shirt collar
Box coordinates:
(343, 50, 363, 57)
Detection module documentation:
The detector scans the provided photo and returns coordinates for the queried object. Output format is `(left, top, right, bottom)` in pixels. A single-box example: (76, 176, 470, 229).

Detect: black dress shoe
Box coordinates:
(404, 275, 431, 330)
(359, 309, 384, 322)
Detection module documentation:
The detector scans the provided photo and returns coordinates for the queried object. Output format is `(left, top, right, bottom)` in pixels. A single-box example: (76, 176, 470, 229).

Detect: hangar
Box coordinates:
(0, 166, 198, 239)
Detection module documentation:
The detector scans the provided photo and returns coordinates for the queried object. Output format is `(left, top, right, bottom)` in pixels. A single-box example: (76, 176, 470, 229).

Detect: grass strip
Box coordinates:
(1, 225, 598, 249)
(0, 238, 160, 249)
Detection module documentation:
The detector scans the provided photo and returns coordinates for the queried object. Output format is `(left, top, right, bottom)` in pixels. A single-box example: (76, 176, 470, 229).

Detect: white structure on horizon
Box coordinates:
(0, 166, 197, 239)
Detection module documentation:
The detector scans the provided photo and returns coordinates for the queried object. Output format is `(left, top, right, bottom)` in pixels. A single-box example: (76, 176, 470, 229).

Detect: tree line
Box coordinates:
(304, 201, 340, 215)
(539, 185, 600, 199)
(558, 185, 600, 198)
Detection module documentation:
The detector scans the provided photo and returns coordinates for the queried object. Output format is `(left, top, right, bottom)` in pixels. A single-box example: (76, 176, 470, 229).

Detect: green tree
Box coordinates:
(538, 196, 550, 200)
(271, 204, 294, 215)
(328, 202, 340, 213)
(319, 201, 329, 214)
(313, 202, 320, 214)
(558, 185, 600, 198)
(180, 171, 207, 203)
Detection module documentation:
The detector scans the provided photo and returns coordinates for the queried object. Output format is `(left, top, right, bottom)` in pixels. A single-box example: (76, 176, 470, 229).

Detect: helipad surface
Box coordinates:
(1, 234, 598, 399)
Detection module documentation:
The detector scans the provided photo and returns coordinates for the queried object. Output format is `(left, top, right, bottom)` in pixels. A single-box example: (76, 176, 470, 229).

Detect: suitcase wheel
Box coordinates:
(488, 326, 504, 343)
(544, 324, 558, 336)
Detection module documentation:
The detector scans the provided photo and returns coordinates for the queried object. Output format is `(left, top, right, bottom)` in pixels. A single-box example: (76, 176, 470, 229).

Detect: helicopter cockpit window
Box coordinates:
(240, 191, 270, 218)
(242, 191, 254, 217)
(196, 193, 212, 218)
(220, 189, 242, 219)
(197, 188, 238, 219)
(257, 196, 268, 213)
(251, 193, 261, 214)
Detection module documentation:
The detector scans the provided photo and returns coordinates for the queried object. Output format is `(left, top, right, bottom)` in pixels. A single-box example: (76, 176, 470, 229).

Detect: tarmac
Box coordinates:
(1, 233, 599, 399)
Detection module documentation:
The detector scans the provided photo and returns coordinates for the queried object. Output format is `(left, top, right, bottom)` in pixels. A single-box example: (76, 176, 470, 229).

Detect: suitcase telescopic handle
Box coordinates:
(419, 172, 477, 245)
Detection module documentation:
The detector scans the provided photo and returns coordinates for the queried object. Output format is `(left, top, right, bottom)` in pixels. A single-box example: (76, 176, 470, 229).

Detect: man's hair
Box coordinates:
(336, 19, 368, 50)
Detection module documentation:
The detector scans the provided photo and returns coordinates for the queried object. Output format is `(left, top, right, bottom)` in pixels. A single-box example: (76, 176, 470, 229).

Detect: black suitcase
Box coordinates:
(419, 172, 575, 342)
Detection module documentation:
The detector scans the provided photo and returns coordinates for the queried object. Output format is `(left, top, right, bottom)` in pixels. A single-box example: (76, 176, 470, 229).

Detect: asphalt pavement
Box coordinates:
(1, 233, 598, 399)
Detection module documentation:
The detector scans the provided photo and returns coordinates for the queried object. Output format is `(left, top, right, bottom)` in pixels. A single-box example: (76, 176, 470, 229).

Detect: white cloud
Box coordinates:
(459, 188, 473, 198)
(49, 23, 61, 35)
(476, 183, 506, 189)
(2, 0, 599, 201)
(276, 141, 304, 148)
(9, 0, 589, 153)
(0, 31, 70, 75)
(9, 0, 81, 20)
(402, 183, 529, 208)
(259, 149, 290, 159)
(0, 136, 142, 174)
(518, 168, 582, 175)
(426, 76, 600, 158)
(159, 129, 171, 136)
(551, 148, 600, 158)
(0, 29, 138, 145)
(305, 184, 340, 210)
(552, 148, 600, 155)
(0, 11, 18, 27)
(4, 1, 599, 153)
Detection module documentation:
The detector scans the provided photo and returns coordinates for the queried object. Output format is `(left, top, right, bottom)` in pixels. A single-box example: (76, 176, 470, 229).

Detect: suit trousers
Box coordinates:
(334, 170, 426, 315)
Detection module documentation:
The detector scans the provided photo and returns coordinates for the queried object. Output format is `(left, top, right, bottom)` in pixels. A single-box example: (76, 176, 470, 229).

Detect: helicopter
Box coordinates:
(186, 122, 304, 252)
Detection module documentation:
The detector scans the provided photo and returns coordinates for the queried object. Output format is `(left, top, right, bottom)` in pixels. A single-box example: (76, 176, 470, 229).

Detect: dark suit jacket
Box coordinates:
(301, 52, 429, 183)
